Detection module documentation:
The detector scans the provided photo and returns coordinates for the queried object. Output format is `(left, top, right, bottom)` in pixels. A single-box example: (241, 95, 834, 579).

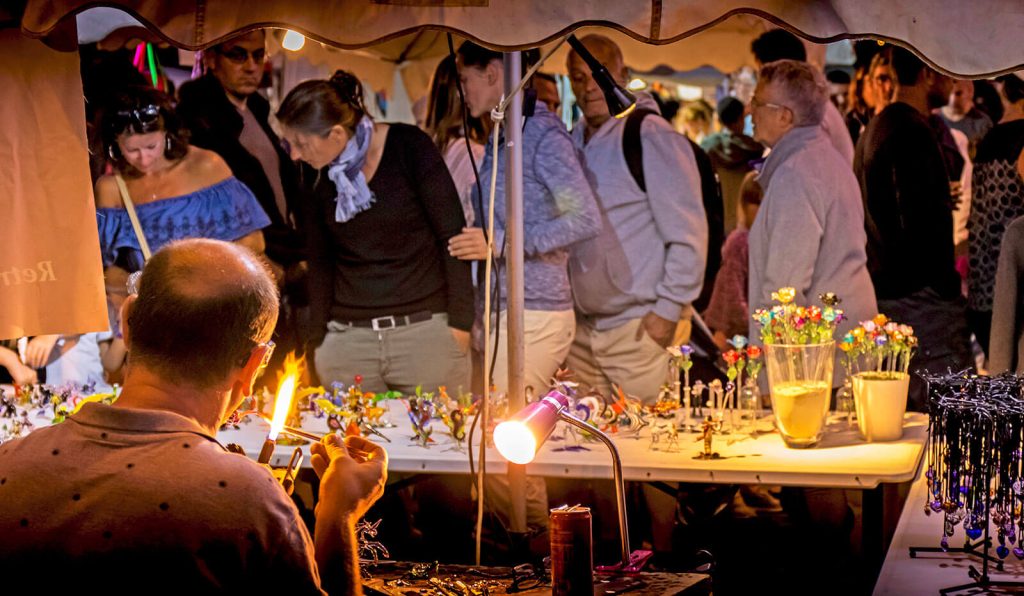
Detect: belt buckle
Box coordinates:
(371, 315, 397, 331)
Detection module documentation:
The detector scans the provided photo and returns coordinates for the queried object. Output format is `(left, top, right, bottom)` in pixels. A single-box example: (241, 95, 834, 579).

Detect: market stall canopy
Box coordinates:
(20, 0, 1024, 77)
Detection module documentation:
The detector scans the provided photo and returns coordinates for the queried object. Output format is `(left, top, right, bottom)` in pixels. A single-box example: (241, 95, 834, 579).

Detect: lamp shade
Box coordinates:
(494, 390, 570, 464)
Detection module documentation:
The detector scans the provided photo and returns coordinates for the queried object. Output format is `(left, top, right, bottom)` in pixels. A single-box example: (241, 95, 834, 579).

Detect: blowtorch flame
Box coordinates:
(267, 354, 302, 441)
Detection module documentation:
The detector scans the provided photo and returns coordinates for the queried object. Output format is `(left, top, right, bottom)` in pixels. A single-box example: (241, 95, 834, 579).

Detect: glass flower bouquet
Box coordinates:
(839, 315, 917, 379)
(752, 288, 846, 346)
(753, 288, 844, 448)
(840, 315, 917, 442)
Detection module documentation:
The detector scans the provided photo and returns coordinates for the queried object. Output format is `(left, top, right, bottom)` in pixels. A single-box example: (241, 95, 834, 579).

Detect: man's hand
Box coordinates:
(636, 311, 676, 348)
(311, 434, 388, 522)
(447, 227, 488, 260)
(24, 335, 60, 369)
(11, 363, 38, 386)
(450, 328, 471, 354)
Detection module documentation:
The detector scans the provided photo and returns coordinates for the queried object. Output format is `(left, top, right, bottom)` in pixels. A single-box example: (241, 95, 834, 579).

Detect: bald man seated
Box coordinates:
(0, 239, 387, 594)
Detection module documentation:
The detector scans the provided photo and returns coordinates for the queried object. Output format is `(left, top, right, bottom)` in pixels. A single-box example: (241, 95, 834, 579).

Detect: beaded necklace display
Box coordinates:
(923, 372, 1024, 560)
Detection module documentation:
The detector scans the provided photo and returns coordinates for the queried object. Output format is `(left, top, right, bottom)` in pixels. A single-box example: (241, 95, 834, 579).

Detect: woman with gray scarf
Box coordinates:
(277, 71, 473, 393)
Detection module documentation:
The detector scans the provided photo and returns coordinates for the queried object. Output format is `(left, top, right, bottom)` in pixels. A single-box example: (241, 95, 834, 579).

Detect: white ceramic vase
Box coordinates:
(851, 371, 909, 442)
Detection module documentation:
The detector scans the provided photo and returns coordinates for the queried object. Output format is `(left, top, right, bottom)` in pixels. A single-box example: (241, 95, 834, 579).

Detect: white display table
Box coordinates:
(218, 405, 928, 491)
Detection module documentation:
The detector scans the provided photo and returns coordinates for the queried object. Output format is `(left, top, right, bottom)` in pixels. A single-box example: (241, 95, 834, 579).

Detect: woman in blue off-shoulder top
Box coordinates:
(82, 87, 271, 381)
(94, 86, 270, 273)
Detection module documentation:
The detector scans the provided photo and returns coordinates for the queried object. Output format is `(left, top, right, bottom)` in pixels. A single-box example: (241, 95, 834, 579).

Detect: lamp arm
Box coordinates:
(557, 410, 631, 567)
(566, 34, 605, 75)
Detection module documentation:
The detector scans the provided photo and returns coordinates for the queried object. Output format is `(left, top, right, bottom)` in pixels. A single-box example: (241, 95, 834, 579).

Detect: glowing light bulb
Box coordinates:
(494, 420, 538, 465)
(282, 30, 306, 52)
(627, 78, 647, 91)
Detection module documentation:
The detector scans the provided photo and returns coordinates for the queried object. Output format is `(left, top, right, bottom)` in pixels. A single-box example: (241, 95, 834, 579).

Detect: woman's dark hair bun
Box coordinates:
(277, 69, 368, 135)
(330, 70, 366, 114)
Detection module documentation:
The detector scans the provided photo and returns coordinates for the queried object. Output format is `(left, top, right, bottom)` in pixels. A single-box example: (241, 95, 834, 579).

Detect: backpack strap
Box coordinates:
(622, 108, 658, 193)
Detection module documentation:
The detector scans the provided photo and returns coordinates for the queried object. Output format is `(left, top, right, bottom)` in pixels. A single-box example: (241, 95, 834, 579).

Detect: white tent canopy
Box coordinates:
(22, 0, 1024, 77)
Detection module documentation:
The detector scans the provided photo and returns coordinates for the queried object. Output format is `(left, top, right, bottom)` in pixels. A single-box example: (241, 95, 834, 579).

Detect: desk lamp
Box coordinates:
(494, 390, 641, 569)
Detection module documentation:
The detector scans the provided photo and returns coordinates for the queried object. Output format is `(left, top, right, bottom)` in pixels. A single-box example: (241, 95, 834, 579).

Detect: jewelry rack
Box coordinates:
(909, 372, 1024, 594)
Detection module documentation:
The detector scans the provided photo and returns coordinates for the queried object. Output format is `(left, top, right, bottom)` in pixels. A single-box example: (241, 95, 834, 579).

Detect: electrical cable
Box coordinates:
(448, 36, 569, 565)
(447, 35, 507, 565)
(475, 110, 504, 565)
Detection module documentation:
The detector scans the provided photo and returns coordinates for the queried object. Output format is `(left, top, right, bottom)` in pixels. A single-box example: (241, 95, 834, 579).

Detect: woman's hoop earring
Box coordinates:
(108, 145, 117, 161)
(165, 135, 172, 153)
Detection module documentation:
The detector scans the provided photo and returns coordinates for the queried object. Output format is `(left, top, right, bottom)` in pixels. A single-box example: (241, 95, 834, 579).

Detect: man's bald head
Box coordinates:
(567, 34, 628, 85)
(125, 239, 278, 389)
(568, 34, 629, 128)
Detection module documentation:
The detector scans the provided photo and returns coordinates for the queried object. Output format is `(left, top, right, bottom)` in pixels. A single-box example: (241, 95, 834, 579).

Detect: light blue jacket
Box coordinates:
(474, 103, 601, 311)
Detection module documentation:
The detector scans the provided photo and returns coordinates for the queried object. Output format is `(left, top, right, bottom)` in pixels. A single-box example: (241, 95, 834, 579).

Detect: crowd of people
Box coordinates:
(3, 24, 1024, 592)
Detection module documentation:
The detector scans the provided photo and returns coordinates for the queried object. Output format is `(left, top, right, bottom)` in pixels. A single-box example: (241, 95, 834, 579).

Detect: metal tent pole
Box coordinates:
(503, 50, 527, 535)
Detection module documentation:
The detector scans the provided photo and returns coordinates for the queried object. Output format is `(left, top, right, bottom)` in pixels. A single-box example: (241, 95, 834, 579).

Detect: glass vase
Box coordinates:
(739, 380, 760, 430)
(835, 376, 855, 431)
(764, 342, 835, 448)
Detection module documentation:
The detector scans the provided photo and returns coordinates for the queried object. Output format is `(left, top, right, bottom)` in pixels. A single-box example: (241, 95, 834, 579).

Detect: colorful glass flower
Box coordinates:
(772, 287, 796, 304)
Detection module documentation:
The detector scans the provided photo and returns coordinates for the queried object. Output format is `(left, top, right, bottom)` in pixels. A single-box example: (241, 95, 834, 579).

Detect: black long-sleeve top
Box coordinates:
(854, 102, 960, 301)
(303, 123, 473, 345)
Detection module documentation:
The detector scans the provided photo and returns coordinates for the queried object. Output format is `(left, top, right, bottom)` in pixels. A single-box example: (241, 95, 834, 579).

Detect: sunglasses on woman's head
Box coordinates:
(116, 104, 160, 127)
(217, 47, 266, 65)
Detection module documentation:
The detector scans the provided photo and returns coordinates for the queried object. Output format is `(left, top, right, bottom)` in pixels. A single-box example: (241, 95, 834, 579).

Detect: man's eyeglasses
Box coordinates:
(217, 46, 266, 65)
(115, 104, 161, 128)
(750, 96, 791, 112)
(253, 340, 275, 371)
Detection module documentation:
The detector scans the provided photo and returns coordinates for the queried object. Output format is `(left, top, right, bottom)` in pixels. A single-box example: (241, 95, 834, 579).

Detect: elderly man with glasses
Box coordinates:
(747, 59, 877, 364)
(0, 239, 387, 594)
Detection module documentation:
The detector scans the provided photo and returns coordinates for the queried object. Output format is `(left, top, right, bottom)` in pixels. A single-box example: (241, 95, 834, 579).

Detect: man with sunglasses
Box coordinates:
(179, 29, 306, 380)
(0, 239, 387, 594)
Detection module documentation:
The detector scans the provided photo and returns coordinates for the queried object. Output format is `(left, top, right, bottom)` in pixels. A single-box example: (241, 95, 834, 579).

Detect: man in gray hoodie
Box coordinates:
(566, 34, 708, 405)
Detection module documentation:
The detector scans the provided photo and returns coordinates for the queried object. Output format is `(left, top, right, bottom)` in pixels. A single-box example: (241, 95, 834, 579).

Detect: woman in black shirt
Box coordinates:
(277, 71, 473, 393)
